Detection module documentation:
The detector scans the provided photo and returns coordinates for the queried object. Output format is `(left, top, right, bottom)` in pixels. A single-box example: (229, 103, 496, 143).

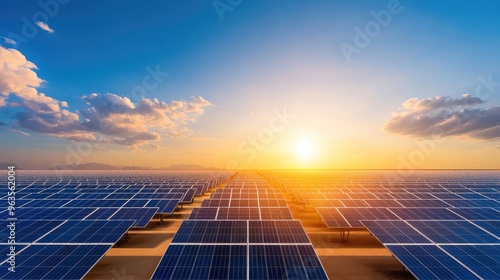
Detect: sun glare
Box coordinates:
(294, 137, 316, 160)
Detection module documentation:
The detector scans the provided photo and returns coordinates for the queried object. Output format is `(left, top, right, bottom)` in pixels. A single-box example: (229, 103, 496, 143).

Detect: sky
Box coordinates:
(0, 0, 499, 170)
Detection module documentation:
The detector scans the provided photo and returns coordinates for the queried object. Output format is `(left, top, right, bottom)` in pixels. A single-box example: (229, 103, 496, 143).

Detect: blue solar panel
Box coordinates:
(64, 199, 128, 208)
(385, 245, 479, 280)
(4, 208, 95, 220)
(151, 245, 247, 280)
(84, 208, 119, 219)
(147, 199, 180, 214)
(180, 189, 197, 203)
(21, 199, 70, 208)
(249, 245, 328, 279)
(0, 220, 64, 243)
(37, 220, 134, 244)
(389, 208, 462, 220)
(449, 208, 500, 220)
(443, 199, 500, 208)
(440, 245, 500, 280)
(407, 220, 499, 244)
(123, 199, 149, 207)
(189, 208, 218, 220)
(395, 199, 453, 208)
(470, 221, 500, 238)
(336, 207, 398, 227)
(316, 207, 350, 228)
(172, 220, 247, 243)
(361, 220, 431, 244)
(248, 221, 310, 244)
(216, 207, 261, 220)
(110, 207, 158, 227)
(0, 244, 111, 279)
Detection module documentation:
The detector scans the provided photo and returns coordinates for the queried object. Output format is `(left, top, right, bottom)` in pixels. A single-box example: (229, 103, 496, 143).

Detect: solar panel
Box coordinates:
(389, 208, 462, 220)
(395, 199, 452, 208)
(0, 244, 111, 280)
(336, 207, 398, 227)
(147, 199, 180, 214)
(172, 221, 247, 243)
(448, 208, 500, 220)
(36, 220, 134, 244)
(181, 188, 196, 203)
(248, 221, 310, 244)
(110, 207, 159, 227)
(443, 199, 500, 208)
(361, 220, 432, 244)
(216, 207, 261, 220)
(249, 245, 328, 279)
(151, 245, 247, 280)
(5, 208, 95, 220)
(316, 207, 350, 228)
(385, 245, 479, 280)
(259, 207, 294, 220)
(470, 221, 500, 238)
(440, 245, 500, 280)
(407, 220, 500, 244)
(0, 220, 64, 243)
(189, 207, 218, 220)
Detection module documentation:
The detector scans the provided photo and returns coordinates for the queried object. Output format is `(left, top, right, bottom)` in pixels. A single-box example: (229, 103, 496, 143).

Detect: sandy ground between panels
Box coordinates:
(84, 189, 414, 280)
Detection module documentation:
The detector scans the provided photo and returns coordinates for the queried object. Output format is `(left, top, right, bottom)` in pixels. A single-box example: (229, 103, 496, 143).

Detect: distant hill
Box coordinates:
(166, 164, 207, 170)
(49, 162, 209, 170)
(50, 162, 148, 170)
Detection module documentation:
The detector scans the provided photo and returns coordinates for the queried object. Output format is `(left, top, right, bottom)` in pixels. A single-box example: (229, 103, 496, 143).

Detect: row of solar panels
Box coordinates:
(0, 170, 233, 279)
(316, 207, 500, 229)
(0, 220, 135, 279)
(362, 220, 500, 280)
(264, 171, 500, 280)
(151, 172, 329, 279)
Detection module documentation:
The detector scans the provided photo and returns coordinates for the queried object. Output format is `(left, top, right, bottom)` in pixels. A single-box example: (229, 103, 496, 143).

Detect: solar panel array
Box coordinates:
(152, 171, 328, 279)
(0, 220, 134, 279)
(263, 170, 500, 280)
(0, 170, 231, 279)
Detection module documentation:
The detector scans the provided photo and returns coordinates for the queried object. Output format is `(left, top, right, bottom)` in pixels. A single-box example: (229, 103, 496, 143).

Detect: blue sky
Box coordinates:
(1, 0, 500, 169)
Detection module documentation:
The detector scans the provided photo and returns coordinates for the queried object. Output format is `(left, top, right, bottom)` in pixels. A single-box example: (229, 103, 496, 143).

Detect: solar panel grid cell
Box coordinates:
(385, 245, 480, 280)
(0, 244, 111, 280)
(407, 220, 500, 244)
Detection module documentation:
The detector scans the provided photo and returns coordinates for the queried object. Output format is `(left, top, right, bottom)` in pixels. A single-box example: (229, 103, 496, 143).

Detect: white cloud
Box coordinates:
(36, 22, 54, 33)
(0, 46, 213, 149)
(1, 36, 16, 45)
(384, 95, 500, 141)
(6, 129, 31, 136)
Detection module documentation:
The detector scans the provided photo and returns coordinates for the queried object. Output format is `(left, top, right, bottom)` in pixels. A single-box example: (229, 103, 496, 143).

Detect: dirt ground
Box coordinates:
(84, 188, 414, 280)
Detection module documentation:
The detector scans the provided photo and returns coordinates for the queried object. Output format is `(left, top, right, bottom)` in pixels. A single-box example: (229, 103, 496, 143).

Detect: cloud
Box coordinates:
(36, 22, 54, 33)
(1, 36, 16, 45)
(7, 128, 30, 136)
(402, 94, 484, 112)
(384, 95, 500, 141)
(0, 46, 62, 112)
(0, 46, 212, 149)
(79, 93, 212, 148)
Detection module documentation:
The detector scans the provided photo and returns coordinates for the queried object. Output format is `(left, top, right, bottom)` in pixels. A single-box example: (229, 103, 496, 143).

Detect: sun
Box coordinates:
(294, 137, 316, 160)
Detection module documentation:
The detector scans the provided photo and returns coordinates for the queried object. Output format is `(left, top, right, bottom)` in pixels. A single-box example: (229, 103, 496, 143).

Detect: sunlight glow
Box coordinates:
(294, 137, 316, 161)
